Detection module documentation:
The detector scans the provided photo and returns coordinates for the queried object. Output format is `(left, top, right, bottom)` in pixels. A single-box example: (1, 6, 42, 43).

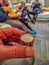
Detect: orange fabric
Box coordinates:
(0, 29, 6, 40)
(2, 6, 14, 13)
(1, 28, 13, 37)
(2, 6, 20, 18)
(0, 28, 35, 61)
(0, 28, 24, 44)
(7, 36, 21, 44)
(0, 39, 3, 45)
(0, 45, 35, 61)
(8, 12, 20, 18)
(7, 36, 15, 42)
(13, 28, 24, 37)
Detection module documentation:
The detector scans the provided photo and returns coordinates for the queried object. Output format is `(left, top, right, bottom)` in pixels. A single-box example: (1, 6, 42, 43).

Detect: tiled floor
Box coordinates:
(0, 22, 49, 65)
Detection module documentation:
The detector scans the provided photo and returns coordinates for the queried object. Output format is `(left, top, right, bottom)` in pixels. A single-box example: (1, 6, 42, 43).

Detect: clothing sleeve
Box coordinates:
(13, 28, 24, 37)
(7, 28, 24, 44)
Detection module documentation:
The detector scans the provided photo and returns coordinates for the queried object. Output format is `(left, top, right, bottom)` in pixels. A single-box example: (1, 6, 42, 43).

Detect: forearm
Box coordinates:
(19, 7, 24, 12)
(40, 6, 42, 9)
(32, 4, 35, 8)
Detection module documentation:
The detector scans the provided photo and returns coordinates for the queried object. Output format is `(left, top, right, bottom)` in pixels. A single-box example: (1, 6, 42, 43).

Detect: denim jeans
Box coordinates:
(21, 11, 28, 19)
(0, 13, 10, 22)
(19, 17, 33, 31)
(33, 8, 42, 19)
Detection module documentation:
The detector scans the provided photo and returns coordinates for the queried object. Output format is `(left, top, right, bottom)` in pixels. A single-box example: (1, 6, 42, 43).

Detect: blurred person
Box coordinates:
(16, 1, 33, 22)
(31, 0, 42, 20)
(0, 0, 28, 32)
(17, 1, 38, 24)
(2, 0, 37, 34)
(0, 0, 10, 22)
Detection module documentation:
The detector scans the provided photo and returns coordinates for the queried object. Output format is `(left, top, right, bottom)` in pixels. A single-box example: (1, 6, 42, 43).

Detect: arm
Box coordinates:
(39, 3, 42, 9)
(31, 3, 35, 8)
(19, 7, 24, 12)
(25, 6, 30, 11)
(16, 6, 25, 12)
(2, 6, 14, 13)
(8, 7, 14, 13)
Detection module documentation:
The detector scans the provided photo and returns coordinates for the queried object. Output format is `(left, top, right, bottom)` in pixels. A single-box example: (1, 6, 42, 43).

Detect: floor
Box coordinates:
(31, 22, 49, 65)
(0, 22, 49, 65)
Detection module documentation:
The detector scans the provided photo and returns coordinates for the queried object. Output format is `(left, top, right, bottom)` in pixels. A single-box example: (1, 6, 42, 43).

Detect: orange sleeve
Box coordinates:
(8, 12, 20, 18)
(13, 28, 24, 37)
(0, 29, 6, 40)
(2, 6, 14, 13)
(11, 28, 24, 44)
(1, 28, 24, 44)
(0, 45, 34, 61)
(1, 28, 13, 37)
(1, 28, 24, 37)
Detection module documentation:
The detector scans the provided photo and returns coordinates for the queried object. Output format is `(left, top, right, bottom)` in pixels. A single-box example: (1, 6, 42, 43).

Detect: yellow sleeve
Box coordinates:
(2, 6, 14, 13)
(2, 6, 20, 18)
(8, 12, 20, 18)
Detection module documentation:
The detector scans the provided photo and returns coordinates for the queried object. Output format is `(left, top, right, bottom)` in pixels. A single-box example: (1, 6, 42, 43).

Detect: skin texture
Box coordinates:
(0, 0, 3, 4)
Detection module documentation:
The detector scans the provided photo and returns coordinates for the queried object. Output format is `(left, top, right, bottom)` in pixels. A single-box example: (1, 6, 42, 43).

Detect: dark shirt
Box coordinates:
(33, 2, 41, 10)
(0, 7, 5, 14)
(19, 6, 28, 18)
(0, 4, 5, 14)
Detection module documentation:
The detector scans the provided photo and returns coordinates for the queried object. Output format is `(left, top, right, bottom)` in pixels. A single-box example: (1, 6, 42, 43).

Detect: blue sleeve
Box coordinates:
(2, 8, 8, 14)
(1, 8, 5, 13)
